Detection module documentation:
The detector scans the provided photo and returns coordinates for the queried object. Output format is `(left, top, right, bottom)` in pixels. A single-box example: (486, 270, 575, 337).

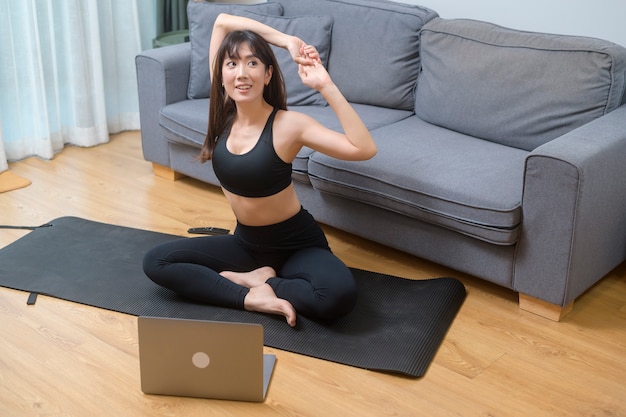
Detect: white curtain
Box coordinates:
(0, 0, 143, 169)
(0, 117, 6, 172)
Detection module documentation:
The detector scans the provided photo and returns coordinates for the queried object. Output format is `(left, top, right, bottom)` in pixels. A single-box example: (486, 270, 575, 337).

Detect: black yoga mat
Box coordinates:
(0, 217, 466, 377)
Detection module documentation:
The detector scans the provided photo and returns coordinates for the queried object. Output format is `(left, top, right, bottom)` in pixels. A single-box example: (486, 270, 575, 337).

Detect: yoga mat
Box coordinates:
(0, 216, 466, 377)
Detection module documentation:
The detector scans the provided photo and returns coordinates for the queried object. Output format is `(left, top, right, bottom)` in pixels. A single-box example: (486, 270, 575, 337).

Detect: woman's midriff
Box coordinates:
(223, 183, 302, 227)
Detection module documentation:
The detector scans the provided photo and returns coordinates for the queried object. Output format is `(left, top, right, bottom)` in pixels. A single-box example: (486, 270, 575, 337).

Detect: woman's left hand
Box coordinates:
(298, 60, 332, 91)
(296, 44, 331, 91)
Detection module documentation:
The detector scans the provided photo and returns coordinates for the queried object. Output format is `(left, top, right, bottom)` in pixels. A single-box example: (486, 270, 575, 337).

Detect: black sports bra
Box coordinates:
(212, 108, 292, 198)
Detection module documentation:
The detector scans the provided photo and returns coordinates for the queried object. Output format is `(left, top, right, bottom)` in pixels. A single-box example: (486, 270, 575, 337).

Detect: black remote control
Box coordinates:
(187, 227, 230, 235)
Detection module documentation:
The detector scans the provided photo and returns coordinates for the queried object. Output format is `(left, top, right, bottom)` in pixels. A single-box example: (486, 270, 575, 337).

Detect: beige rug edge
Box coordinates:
(0, 170, 31, 193)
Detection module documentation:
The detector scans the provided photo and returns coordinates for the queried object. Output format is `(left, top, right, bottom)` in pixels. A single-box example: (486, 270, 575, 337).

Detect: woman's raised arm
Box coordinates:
(209, 14, 311, 80)
(295, 47, 377, 161)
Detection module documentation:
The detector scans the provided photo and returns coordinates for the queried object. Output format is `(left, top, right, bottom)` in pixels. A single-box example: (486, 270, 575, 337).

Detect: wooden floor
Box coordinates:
(1, 131, 625, 417)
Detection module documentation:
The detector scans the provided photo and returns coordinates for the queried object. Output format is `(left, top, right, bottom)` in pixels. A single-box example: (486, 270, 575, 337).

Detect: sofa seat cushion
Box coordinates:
(160, 99, 209, 148)
(307, 116, 528, 245)
(289, 104, 413, 182)
(160, 100, 412, 182)
(415, 18, 626, 151)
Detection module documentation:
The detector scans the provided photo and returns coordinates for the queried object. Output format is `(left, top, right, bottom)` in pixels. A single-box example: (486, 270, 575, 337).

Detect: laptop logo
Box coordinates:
(191, 352, 211, 369)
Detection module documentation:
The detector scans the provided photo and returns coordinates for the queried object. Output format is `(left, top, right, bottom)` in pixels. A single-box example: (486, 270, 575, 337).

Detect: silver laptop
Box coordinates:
(137, 316, 276, 402)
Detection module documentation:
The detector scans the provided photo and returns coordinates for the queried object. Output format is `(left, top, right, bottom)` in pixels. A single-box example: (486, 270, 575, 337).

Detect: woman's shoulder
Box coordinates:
(275, 108, 316, 130)
(271, 108, 321, 160)
(272, 109, 304, 140)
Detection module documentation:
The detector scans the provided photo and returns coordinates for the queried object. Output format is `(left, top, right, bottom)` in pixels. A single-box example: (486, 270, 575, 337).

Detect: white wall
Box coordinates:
(400, 0, 626, 48)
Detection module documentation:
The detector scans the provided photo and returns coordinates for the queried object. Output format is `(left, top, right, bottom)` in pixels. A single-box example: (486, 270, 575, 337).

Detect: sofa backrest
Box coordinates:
(280, 0, 437, 110)
(415, 18, 626, 151)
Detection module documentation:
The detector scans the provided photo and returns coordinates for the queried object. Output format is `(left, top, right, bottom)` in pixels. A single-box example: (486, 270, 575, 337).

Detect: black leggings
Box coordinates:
(142, 208, 357, 320)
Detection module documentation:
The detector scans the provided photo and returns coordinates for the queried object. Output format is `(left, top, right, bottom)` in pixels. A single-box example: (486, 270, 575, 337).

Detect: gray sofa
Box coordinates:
(136, 0, 626, 320)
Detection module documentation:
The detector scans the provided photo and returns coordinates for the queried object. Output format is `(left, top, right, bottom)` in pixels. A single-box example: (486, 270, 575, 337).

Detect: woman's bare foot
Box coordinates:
(244, 283, 296, 327)
(220, 266, 276, 288)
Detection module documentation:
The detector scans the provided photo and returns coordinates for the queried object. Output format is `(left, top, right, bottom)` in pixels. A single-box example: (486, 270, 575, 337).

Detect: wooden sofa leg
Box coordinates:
(152, 163, 186, 181)
(518, 293, 574, 321)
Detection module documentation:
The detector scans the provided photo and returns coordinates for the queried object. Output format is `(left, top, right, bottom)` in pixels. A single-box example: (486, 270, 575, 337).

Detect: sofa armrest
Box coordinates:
(135, 43, 191, 166)
(515, 105, 626, 306)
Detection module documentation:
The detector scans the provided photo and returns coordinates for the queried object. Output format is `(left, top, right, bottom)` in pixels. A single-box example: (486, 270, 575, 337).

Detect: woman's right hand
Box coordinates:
(287, 37, 320, 66)
(300, 44, 322, 65)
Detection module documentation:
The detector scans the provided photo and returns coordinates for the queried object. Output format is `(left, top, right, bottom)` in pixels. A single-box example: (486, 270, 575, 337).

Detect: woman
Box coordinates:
(143, 14, 376, 327)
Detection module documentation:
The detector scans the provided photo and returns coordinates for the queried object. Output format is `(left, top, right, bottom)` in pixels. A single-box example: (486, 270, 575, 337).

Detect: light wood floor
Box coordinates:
(1, 131, 625, 417)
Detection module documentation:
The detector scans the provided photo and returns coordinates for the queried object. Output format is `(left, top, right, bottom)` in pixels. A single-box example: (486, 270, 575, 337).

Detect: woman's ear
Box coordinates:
(265, 65, 273, 86)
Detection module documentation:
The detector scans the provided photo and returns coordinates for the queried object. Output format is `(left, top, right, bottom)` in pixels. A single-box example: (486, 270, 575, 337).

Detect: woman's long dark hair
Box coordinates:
(199, 30, 287, 162)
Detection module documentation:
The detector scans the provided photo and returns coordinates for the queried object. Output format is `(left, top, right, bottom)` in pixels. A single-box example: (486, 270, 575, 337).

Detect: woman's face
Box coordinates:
(222, 42, 272, 103)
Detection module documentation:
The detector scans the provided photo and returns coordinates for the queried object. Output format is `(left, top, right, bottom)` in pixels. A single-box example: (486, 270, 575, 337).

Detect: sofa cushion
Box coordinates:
(160, 99, 209, 148)
(307, 116, 528, 245)
(288, 104, 412, 182)
(415, 18, 626, 151)
(280, 0, 438, 110)
(159, 99, 412, 183)
(236, 10, 333, 106)
(187, 1, 284, 99)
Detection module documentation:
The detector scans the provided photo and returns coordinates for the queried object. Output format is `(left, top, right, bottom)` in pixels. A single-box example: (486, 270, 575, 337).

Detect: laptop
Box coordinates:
(137, 316, 276, 402)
